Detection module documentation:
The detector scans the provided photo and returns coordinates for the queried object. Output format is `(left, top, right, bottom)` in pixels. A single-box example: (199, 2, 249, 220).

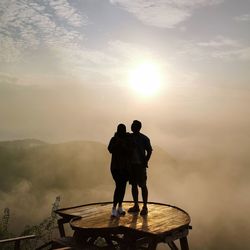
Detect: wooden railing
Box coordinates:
(0, 234, 36, 250)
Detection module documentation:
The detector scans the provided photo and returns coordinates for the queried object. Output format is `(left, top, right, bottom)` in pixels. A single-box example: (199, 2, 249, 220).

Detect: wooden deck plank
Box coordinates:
(56, 202, 190, 236)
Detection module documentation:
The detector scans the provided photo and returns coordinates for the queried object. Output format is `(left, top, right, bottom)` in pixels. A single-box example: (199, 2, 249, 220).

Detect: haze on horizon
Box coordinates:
(1, 0, 250, 249)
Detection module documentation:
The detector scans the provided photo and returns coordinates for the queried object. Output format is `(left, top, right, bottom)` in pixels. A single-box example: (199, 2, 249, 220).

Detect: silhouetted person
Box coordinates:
(128, 120, 152, 216)
(108, 124, 130, 217)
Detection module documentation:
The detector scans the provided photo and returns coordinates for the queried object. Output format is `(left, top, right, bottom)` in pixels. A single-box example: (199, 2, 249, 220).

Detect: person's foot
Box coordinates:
(128, 204, 140, 213)
(140, 206, 148, 216)
(118, 206, 126, 216)
(111, 207, 118, 217)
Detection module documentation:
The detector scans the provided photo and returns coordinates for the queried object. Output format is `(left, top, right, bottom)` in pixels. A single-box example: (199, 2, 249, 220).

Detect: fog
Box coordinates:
(1, 0, 250, 248)
(0, 78, 250, 249)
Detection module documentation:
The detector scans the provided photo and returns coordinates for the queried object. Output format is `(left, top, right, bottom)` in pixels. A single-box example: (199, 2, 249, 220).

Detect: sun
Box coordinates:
(128, 61, 162, 97)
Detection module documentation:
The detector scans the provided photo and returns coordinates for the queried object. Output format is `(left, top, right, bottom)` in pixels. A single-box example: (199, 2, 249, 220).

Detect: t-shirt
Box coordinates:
(130, 133, 152, 165)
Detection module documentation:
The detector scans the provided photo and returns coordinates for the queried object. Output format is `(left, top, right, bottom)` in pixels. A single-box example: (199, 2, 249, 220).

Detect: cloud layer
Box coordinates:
(110, 0, 224, 28)
(0, 0, 87, 62)
(234, 13, 250, 22)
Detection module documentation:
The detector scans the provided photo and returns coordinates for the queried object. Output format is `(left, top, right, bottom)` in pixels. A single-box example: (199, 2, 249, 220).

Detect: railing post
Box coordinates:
(14, 240, 21, 250)
(58, 218, 69, 237)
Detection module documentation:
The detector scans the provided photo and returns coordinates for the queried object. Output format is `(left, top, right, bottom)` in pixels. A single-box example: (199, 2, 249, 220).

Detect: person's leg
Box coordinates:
(111, 170, 119, 216)
(113, 181, 119, 208)
(117, 179, 127, 215)
(118, 179, 127, 207)
(131, 184, 139, 205)
(140, 167, 148, 215)
(140, 184, 148, 215)
(141, 184, 148, 207)
(128, 184, 140, 212)
(111, 182, 119, 216)
(128, 165, 140, 212)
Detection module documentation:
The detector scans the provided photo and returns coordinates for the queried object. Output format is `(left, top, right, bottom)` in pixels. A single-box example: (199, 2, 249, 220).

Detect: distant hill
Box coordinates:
(0, 140, 111, 194)
(0, 138, 47, 149)
(0, 139, 177, 195)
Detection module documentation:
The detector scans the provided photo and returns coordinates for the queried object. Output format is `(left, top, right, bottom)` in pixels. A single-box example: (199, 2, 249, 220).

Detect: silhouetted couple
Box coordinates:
(108, 120, 152, 217)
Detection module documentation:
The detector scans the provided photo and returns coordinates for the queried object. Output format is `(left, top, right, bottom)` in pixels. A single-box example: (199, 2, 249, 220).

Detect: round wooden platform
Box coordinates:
(56, 201, 191, 250)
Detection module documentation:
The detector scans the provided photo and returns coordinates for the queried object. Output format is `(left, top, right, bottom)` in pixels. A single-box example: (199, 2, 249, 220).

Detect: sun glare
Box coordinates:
(128, 62, 162, 97)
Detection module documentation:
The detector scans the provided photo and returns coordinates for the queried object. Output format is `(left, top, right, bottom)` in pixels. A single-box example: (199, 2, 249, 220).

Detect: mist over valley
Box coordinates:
(0, 139, 249, 249)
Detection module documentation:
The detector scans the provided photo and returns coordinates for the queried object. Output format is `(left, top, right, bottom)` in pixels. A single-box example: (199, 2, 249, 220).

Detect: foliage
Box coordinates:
(0, 208, 10, 239)
(0, 196, 61, 250)
(0, 208, 14, 250)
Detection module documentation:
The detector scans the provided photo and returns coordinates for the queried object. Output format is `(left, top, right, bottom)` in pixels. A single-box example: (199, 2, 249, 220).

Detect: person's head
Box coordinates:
(131, 120, 142, 133)
(116, 123, 126, 137)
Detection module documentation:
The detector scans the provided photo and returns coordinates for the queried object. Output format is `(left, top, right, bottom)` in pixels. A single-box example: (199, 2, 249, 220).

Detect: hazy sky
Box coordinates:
(0, 0, 250, 150)
(1, 2, 250, 248)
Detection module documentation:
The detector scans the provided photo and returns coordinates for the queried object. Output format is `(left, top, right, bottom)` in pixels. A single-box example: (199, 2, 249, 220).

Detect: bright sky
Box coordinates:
(0, 0, 250, 146)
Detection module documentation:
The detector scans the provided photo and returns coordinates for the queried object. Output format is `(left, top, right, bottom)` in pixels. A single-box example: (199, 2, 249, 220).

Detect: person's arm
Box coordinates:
(108, 137, 115, 153)
(145, 149, 152, 162)
(145, 137, 153, 162)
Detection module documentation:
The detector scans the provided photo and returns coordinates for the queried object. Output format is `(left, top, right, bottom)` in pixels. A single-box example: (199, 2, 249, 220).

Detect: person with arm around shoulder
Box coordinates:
(108, 123, 130, 217)
(128, 120, 152, 216)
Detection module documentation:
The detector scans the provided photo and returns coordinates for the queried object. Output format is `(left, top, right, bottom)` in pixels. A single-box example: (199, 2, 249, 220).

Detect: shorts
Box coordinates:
(129, 164, 147, 187)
